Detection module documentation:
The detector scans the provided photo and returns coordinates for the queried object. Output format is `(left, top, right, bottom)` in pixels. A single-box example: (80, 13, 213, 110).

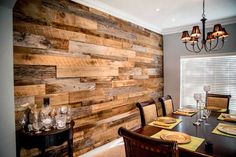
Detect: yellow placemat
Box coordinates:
(173, 111, 196, 117)
(217, 113, 224, 120)
(217, 113, 236, 122)
(212, 123, 236, 138)
(151, 130, 204, 152)
(148, 119, 182, 129)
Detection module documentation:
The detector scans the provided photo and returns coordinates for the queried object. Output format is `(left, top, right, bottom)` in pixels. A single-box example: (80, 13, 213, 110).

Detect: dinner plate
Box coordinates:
(156, 117, 177, 124)
(152, 121, 171, 127)
(177, 108, 196, 113)
(222, 114, 236, 119)
(217, 125, 236, 136)
(160, 131, 191, 144)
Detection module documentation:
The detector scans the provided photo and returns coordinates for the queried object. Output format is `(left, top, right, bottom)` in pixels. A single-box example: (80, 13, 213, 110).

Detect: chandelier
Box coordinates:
(181, 0, 229, 53)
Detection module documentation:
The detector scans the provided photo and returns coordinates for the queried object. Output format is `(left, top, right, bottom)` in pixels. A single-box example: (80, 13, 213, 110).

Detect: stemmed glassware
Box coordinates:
(19, 113, 27, 130)
(32, 111, 43, 134)
(203, 85, 211, 107)
(203, 108, 211, 125)
(193, 93, 202, 126)
(32, 121, 43, 134)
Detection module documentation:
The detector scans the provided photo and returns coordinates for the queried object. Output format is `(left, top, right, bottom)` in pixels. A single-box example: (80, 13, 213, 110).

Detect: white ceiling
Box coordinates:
(73, 0, 236, 34)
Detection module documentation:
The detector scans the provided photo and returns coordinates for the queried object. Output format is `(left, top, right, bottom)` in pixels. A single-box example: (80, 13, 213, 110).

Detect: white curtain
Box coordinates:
(180, 54, 236, 111)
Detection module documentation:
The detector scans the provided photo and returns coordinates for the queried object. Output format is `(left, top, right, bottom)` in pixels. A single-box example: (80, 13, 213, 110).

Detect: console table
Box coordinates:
(16, 121, 74, 157)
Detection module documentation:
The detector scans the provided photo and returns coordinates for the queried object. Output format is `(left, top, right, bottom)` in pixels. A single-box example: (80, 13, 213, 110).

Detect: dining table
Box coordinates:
(135, 111, 236, 157)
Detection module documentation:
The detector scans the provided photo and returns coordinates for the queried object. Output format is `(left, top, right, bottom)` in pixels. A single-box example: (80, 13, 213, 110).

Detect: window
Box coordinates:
(180, 54, 236, 111)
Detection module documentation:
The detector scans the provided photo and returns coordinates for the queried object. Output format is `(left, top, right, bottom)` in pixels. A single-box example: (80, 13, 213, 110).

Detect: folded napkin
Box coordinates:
(173, 110, 196, 117)
(152, 121, 171, 127)
(218, 113, 236, 122)
(174, 111, 192, 116)
(149, 119, 182, 129)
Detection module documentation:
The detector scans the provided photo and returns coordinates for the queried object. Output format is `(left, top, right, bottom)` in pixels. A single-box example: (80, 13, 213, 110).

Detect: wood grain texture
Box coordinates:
(13, 0, 163, 156)
(57, 66, 119, 78)
(14, 84, 45, 97)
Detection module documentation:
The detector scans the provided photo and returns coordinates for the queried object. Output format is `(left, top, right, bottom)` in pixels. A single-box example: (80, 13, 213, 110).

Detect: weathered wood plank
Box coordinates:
(69, 41, 136, 58)
(119, 67, 142, 76)
(14, 84, 45, 97)
(41, 0, 118, 27)
(14, 31, 69, 50)
(14, 53, 134, 67)
(14, 65, 56, 85)
(69, 88, 106, 104)
(15, 96, 35, 107)
(112, 79, 143, 88)
(91, 99, 125, 113)
(14, 21, 86, 41)
(57, 66, 119, 78)
(14, 46, 91, 59)
(35, 92, 69, 107)
(46, 79, 95, 94)
(97, 24, 137, 41)
(107, 86, 145, 97)
(14, 0, 97, 30)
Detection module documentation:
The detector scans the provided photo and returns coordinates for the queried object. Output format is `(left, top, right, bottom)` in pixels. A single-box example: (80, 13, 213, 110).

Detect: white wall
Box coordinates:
(0, 2, 16, 157)
(163, 23, 236, 109)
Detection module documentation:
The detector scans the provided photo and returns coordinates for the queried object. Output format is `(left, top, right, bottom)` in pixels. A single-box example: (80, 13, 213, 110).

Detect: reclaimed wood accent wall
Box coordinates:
(13, 0, 163, 156)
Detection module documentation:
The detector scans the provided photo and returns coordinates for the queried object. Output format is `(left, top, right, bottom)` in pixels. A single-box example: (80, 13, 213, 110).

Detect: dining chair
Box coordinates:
(136, 99, 161, 127)
(206, 93, 231, 113)
(158, 95, 175, 116)
(118, 127, 179, 157)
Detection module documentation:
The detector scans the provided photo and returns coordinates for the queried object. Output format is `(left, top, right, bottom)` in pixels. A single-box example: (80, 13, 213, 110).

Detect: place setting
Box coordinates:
(149, 116, 182, 129)
(212, 123, 236, 138)
(217, 113, 236, 122)
(151, 130, 205, 152)
(173, 108, 198, 116)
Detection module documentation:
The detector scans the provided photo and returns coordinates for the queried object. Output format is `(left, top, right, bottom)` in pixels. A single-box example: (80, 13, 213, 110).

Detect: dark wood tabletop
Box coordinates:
(135, 112, 236, 157)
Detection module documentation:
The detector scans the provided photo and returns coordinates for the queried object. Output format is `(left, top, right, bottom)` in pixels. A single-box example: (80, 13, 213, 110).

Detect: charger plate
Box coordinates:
(177, 108, 197, 113)
(217, 125, 236, 136)
(156, 117, 177, 124)
(160, 131, 191, 144)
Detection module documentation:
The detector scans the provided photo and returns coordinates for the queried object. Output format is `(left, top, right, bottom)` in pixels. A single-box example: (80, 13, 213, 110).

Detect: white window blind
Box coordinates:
(180, 54, 236, 111)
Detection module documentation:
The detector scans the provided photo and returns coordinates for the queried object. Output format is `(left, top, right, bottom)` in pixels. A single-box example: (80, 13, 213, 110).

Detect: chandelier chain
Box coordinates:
(202, 0, 206, 18)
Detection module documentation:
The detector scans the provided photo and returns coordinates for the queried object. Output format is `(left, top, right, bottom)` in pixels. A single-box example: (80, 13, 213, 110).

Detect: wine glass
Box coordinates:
(19, 113, 27, 130)
(56, 114, 67, 129)
(33, 122, 43, 134)
(203, 109, 211, 125)
(60, 105, 68, 114)
(42, 116, 52, 131)
(203, 85, 211, 107)
(193, 93, 202, 126)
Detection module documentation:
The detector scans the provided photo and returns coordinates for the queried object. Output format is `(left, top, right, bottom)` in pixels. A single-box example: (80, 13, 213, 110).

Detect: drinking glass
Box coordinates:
(42, 116, 52, 131)
(19, 113, 27, 130)
(60, 105, 68, 114)
(56, 115, 67, 129)
(33, 122, 43, 134)
(203, 109, 211, 125)
(203, 85, 211, 107)
(203, 85, 211, 93)
(193, 93, 202, 126)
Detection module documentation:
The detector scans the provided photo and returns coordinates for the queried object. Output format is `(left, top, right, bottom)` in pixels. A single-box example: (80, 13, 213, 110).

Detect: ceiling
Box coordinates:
(73, 0, 236, 34)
